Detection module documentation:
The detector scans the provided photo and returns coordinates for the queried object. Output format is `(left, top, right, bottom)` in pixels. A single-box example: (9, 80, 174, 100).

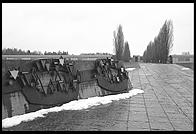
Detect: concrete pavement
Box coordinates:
(127, 63, 193, 131)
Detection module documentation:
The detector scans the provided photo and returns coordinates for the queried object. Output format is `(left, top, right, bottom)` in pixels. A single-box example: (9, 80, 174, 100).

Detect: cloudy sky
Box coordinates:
(2, 3, 194, 55)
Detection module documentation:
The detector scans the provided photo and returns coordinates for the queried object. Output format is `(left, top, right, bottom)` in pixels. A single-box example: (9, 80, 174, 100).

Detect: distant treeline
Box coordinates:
(2, 48, 112, 56)
(2, 48, 69, 55)
(80, 52, 112, 55)
(142, 20, 173, 63)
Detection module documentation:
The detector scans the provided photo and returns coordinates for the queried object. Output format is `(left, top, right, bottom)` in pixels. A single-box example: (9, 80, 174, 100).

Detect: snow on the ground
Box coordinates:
(2, 88, 144, 128)
(125, 68, 136, 71)
(181, 67, 190, 70)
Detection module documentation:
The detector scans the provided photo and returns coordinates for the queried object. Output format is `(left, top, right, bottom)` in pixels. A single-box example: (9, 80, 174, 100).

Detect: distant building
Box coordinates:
(171, 54, 194, 64)
(182, 52, 190, 55)
(133, 55, 141, 62)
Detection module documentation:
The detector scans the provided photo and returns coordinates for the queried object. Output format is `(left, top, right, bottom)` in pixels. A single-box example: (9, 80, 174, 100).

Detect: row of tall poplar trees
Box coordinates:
(143, 20, 174, 63)
(113, 25, 131, 62)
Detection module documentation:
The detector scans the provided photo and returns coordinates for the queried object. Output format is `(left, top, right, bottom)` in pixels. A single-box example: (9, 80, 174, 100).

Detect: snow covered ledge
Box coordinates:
(2, 89, 144, 128)
(125, 68, 136, 72)
(181, 67, 190, 70)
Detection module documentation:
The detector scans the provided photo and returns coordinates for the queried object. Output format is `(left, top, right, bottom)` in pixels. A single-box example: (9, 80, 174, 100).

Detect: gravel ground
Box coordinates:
(3, 99, 129, 131)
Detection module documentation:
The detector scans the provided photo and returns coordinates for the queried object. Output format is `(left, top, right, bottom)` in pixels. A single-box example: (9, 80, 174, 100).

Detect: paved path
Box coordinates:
(127, 63, 193, 131)
(3, 63, 194, 131)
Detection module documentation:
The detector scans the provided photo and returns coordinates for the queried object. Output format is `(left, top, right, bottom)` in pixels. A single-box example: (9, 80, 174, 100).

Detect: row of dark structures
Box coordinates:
(2, 56, 132, 119)
(95, 58, 128, 83)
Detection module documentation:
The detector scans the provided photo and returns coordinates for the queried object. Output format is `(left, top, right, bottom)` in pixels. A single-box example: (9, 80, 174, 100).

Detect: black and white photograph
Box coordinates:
(2, 3, 194, 131)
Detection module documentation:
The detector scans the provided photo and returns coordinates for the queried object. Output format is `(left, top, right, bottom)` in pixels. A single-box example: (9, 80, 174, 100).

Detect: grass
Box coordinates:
(175, 63, 194, 70)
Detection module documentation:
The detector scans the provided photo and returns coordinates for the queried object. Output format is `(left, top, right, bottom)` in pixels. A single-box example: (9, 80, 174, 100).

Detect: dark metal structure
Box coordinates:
(2, 57, 132, 118)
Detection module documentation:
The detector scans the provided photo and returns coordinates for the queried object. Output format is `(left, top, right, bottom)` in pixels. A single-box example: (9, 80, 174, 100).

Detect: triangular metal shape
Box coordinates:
(36, 61, 42, 71)
(46, 63, 50, 71)
(9, 70, 19, 79)
(58, 81, 64, 91)
(59, 58, 64, 66)
(41, 60, 46, 69)
(55, 73, 61, 81)
(48, 79, 56, 93)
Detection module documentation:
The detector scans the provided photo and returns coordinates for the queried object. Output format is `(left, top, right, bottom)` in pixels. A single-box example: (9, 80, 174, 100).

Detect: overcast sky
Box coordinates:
(2, 3, 194, 55)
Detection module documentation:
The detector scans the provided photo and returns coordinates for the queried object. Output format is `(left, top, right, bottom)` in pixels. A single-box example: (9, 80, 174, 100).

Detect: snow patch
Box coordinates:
(181, 67, 190, 70)
(125, 68, 136, 71)
(2, 88, 144, 128)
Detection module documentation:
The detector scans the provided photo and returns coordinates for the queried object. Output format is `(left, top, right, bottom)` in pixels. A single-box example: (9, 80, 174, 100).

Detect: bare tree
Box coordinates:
(158, 20, 173, 63)
(142, 20, 174, 63)
(166, 20, 174, 61)
(122, 41, 131, 61)
(113, 25, 124, 60)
